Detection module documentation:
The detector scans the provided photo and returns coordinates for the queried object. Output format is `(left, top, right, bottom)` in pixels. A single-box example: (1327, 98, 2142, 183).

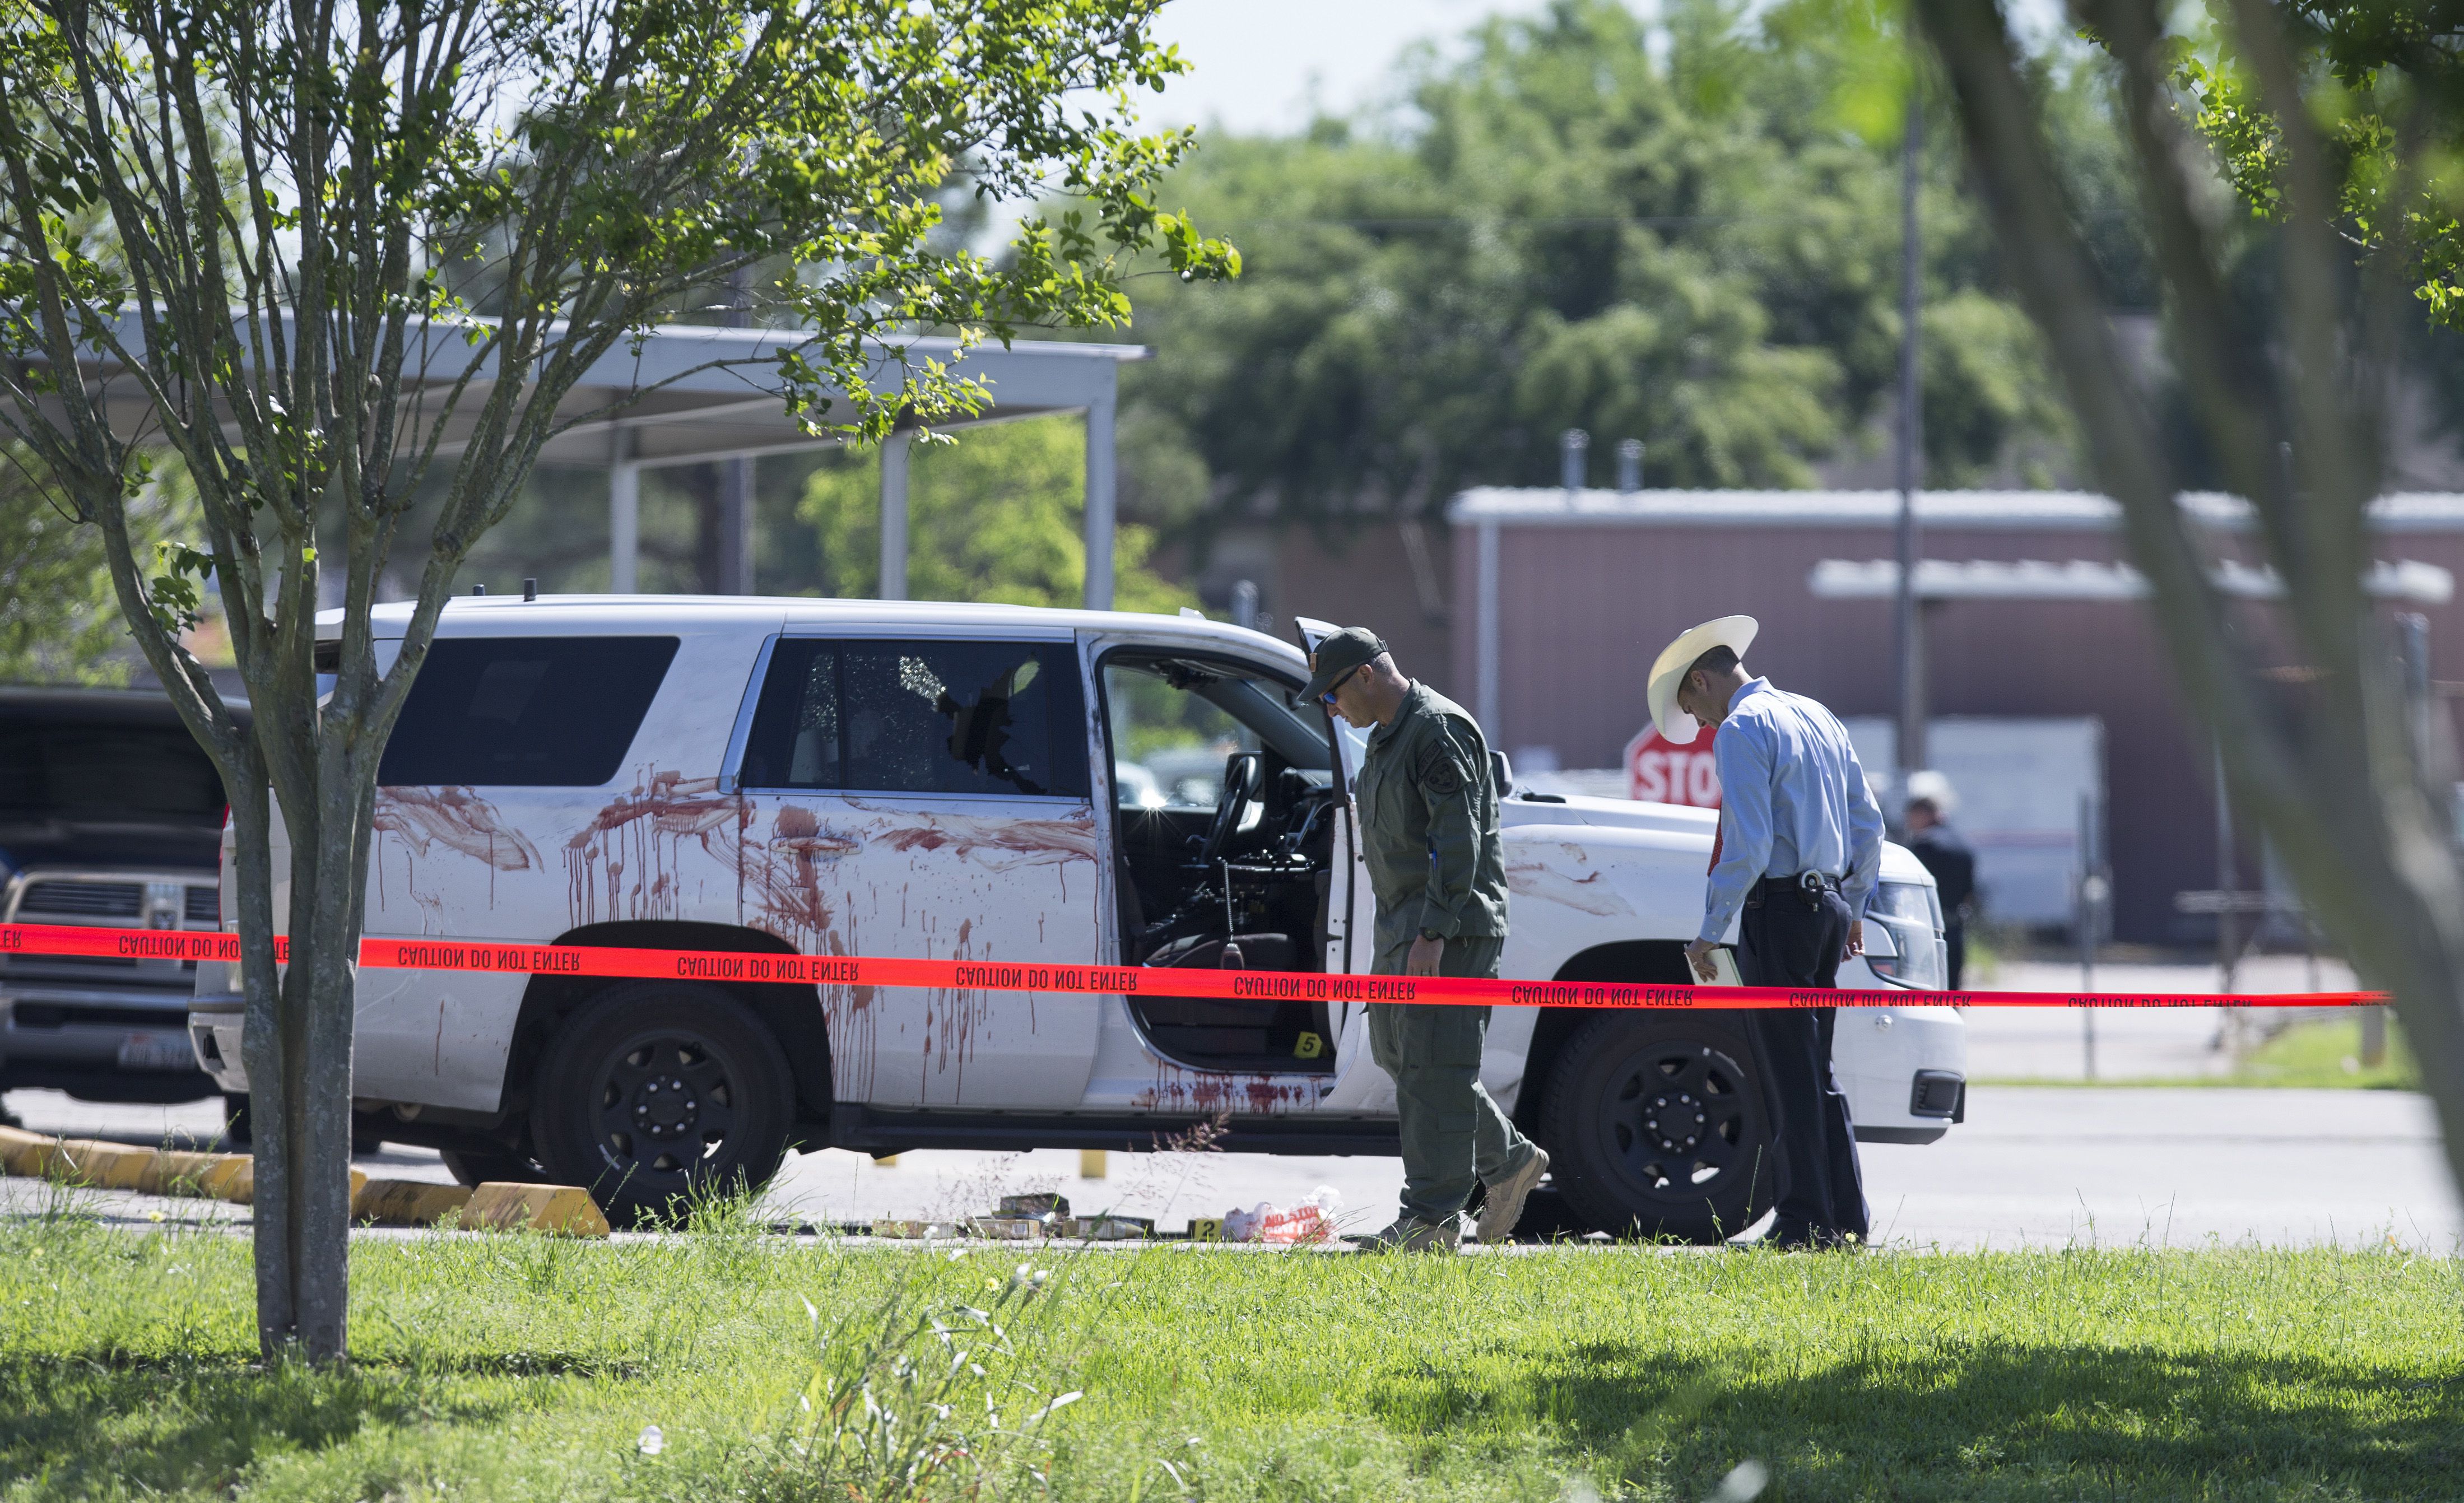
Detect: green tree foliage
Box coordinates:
(0, 0, 1230, 1362)
(0, 449, 202, 685)
(0, 459, 120, 685)
(1114, 0, 2118, 533)
(800, 418, 1191, 613)
(2158, 2, 2464, 331)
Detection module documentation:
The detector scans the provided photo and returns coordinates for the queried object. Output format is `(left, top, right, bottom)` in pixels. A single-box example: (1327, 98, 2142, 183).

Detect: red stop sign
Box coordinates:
(1625, 724, 1723, 807)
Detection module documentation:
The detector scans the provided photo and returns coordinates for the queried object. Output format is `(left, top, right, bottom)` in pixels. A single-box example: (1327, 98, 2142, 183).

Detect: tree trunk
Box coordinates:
(239, 756, 366, 1362)
(1911, 0, 2464, 1199)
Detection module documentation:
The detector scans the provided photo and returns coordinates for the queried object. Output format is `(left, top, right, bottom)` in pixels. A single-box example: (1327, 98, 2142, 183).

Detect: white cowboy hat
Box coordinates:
(1645, 615, 1759, 746)
(1904, 767, 1959, 816)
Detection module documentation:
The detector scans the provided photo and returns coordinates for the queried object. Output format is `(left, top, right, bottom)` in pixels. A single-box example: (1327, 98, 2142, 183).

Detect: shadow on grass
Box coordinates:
(0, 1352, 520, 1497)
(1372, 1339, 2464, 1499)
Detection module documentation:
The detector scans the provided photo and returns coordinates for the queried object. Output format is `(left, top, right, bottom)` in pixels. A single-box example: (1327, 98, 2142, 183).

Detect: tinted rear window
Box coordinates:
(740, 638, 1089, 799)
(0, 723, 225, 817)
(379, 636, 678, 787)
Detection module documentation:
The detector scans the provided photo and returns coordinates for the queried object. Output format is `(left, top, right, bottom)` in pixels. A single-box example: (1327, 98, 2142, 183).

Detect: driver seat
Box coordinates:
(1142, 931, 1304, 975)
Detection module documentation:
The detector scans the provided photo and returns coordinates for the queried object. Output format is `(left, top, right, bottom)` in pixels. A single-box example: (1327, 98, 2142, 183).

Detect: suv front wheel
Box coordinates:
(1539, 1013, 1773, 1244)
(530, 981, 795, 1226)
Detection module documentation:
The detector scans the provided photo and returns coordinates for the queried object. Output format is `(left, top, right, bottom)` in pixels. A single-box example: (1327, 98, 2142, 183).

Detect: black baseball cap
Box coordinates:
(1301, 626, 1388, 701)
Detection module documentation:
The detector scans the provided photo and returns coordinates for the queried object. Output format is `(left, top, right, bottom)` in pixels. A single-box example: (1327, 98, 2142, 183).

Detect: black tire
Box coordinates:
(528, 981, 795, 1227)
(1537, 1013, 1773, 1244)
(439, 1147, 548, 1188)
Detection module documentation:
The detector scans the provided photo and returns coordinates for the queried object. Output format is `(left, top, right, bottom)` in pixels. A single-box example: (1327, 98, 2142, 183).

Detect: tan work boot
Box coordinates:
(1354, 1215, 1461, 1253)
(1475, 1144, 1551, 1245)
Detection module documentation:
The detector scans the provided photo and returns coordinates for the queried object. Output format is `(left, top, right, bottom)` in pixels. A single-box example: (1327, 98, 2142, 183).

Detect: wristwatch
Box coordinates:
(1418, 928, 1444, 942)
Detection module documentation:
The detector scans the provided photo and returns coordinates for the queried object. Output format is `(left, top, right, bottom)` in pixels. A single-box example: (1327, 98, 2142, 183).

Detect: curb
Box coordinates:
(0, 1124, 606, 1237)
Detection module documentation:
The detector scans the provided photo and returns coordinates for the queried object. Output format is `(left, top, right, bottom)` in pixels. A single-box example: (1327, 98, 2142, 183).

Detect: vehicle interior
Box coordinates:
(1098, 651, 1342, 1074)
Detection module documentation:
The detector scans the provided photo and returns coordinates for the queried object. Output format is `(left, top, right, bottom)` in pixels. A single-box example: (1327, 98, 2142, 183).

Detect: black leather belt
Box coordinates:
(1746, 871, 1843, 909)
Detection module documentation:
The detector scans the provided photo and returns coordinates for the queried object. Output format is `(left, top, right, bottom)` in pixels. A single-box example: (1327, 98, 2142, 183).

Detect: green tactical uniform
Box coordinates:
(1353, 682, 1538, 1229)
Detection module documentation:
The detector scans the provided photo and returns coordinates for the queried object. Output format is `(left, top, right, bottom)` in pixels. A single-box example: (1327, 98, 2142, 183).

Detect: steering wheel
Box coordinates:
(1195, 751, 1264, 870)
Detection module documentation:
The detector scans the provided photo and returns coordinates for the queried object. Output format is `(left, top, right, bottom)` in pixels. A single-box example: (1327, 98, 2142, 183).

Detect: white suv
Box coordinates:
(189, 597, 1965, 1234)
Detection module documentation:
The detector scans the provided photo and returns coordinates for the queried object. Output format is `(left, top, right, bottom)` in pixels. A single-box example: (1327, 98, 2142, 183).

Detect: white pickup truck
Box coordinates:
(189, 597, 1964, 1233)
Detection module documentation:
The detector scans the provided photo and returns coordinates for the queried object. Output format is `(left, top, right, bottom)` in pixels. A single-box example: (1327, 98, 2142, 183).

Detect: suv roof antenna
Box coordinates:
(523, 578, 538, 602)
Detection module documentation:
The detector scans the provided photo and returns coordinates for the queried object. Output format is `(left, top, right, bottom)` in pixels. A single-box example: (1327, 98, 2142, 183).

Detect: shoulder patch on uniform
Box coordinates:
(1417, 737, 1466, 796)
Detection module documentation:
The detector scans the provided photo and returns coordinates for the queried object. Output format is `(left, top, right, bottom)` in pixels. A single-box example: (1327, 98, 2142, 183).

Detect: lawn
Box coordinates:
(1985, 1013, 2423, 1091)
(2211, 1013, 2421, 1090)
(2, 1206, 2458, 1502)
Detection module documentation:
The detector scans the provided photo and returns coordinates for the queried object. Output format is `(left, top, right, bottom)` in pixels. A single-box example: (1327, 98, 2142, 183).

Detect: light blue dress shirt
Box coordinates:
(1699, 677, 1885, 943)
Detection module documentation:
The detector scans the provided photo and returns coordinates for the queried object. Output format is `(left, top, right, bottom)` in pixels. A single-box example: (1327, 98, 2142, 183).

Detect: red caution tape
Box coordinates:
(0, 920, 2385, 1011)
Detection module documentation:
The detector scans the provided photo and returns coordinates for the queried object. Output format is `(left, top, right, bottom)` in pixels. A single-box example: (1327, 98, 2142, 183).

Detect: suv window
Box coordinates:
(378, 636, 678, 787)
(741, 639, 1088, 799)
(0, 723, 225, 816)
(1101, 655, 1328, 809)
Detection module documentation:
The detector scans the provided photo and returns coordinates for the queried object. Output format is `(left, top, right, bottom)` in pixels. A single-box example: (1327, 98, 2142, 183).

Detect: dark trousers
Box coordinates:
(1737, 883, 1871, 1239)
(1369, 936, 1532, 1225)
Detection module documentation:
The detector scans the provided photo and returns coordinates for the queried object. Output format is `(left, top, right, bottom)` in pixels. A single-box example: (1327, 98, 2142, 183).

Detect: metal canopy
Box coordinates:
(533, 327, 1146, 467)
(49, 319, 1147, 608)
(554, 329, 1148, 606)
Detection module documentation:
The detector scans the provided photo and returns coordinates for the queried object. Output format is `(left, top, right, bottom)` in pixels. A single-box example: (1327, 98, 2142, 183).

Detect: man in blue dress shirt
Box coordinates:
(1648, 615, 1882, 1250)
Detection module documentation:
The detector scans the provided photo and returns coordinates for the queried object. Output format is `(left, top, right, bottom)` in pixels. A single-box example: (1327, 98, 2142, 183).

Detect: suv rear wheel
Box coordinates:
(1538, 1013, 1773, 1244)
(529, 981, 794, 1226)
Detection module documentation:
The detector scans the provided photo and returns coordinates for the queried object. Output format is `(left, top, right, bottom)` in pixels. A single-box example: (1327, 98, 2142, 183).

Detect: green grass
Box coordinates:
(2, 1205, 2460, 1501)
(1985, 1013, 2422, 1091)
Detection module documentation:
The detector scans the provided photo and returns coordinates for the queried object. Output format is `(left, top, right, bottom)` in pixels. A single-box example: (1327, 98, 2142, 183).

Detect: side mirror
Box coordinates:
(1490, 749, 1514, 797)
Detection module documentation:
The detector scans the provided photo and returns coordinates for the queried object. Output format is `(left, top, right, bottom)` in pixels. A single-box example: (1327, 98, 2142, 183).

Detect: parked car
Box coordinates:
(2, 686, 238, 1109)
(189, 598, 1964, 1232)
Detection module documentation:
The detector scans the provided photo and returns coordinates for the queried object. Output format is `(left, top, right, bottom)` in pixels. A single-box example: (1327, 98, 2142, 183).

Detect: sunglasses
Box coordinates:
(1319, 663, 1363, 706)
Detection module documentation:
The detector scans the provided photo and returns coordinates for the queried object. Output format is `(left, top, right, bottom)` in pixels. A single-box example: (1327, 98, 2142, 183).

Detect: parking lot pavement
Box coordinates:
(1860, 1086, 2460, 1251)
(1965, 956, 2368, 1082)
(9, 1083, 2454, 1250)
(765, 1143, 1405, 1234)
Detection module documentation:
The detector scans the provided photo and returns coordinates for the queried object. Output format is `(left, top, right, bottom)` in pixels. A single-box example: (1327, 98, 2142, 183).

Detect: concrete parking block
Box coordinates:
(55, 1138, 159, 1190)
(0, 1124, 74, 1178)
(464, 1182, 610, 1237)
(0, 1123, 371, 1208)
(353, 1178, 476, 1227)
(140, 1149, 254, 1200)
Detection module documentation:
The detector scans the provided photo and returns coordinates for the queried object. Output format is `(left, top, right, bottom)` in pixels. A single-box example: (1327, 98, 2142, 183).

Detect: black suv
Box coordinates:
(1, 687, 238, 1105)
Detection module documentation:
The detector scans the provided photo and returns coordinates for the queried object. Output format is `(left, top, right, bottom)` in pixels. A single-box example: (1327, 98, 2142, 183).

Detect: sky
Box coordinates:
(1141, 0, 1582, 135)
(1138, 0, 2075, 138)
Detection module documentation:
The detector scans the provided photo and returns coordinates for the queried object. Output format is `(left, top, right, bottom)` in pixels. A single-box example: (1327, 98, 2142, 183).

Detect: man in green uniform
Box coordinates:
(1302, 627, 1550, 1251)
